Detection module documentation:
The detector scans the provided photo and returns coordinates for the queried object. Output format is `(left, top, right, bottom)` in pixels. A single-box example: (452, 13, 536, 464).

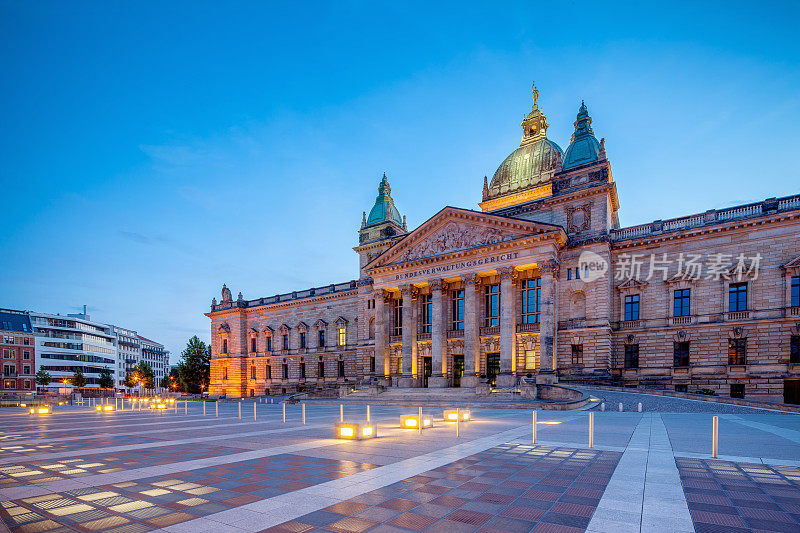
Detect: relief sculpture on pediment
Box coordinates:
(399, 223, 513, 262)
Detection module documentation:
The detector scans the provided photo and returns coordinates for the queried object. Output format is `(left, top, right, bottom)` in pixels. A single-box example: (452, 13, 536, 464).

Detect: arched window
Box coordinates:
(368, 317, 375, 339)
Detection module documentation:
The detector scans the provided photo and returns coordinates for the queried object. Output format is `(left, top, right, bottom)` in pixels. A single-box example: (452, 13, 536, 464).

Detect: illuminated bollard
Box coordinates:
(533, 410, 537, 444)
(618, 402, 623, 412)
(302, 403, 306, 425)
(589, 412, 594, 448)
(456, 408, 460, 438)
(282, 402, 286, 423)
(215, 402, 218, 418)
(253, 402, 256, 421)
(203, 402, 206, 416)
(712, 416, 719, 458)
(637, 402, 642, 413)
(340, 404, 344, 422)
(418, 407, 422, 435)
(238, 402, 241, 420)
(401, 413, 433, 430)
(366, 405, 370, 422)
(335, 421, 377, 440)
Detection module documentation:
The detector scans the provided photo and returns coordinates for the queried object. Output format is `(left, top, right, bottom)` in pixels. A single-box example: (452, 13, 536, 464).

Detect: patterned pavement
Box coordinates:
(676, 457, 800, 532)
(0, 453, 378, 532)
(264, 444, 622, 533)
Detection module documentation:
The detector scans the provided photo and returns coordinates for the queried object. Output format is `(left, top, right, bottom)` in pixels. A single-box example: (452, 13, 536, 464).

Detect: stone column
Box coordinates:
(373, 289, 388, 383)
(461, 273, 480, 388)
(429, 279, 448, 388)
(497, 266, 518, 387)
(537, 259, 559, 384)
(398, 284, 417, 387)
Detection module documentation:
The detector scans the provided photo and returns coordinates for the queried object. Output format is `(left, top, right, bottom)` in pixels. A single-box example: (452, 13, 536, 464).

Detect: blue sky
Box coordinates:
(1, 1, 798, 361)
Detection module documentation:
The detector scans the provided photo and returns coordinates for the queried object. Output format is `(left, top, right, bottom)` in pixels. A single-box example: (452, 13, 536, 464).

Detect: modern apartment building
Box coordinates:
(111, 326, 140, 388)
(0, 309, 35, 392)
(138, 335, 169, 387)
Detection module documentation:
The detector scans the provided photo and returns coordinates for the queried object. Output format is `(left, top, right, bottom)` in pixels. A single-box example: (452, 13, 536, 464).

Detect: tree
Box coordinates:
(98, 367, 114, 389)
(134, 362, 155, 390)
(177, 336, 211, 393)
(159, 374, 172, 390)
(123, 373, 137, 388)
(71, 368, 87, 388)
(35, 368, 52, 388)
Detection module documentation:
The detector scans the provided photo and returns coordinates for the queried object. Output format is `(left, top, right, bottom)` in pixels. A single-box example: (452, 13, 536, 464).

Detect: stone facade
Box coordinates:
(207, 85, 800, 403)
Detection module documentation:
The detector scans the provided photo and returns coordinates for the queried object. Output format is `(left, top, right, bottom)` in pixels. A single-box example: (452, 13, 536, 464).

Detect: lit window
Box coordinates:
(728, 338, 747, 365)
(524, 349, 536, 369)
(337, 327, 346, 346)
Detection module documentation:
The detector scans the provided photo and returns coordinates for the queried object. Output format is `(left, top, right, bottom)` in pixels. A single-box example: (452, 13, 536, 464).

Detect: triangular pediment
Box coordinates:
(616, 278, 647, 290)
(783, 255, 800, 270)
(365, 207, 563, 270)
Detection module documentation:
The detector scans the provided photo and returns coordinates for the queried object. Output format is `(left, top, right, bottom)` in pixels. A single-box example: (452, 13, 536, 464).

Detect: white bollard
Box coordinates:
(618, 402, 623, 412)
(238, 402, 241, 420)
(418, 407, 422, 436)
(589, 412, 594, 448)
(712, 416, 719, 458)
(302, 403, 306, 425)
(637, 402, 642, 413)
(203, 402, 206, 416)
(215, 402, 218, 418)
(282, 402, 286, 423)
(600, 402, 605, 412)
(253, 402, 256, 421)
(340, 404, 344, 422)
(367, 405, 370, 422)
(532, 410, 537, 444)
(456, 408, 460, 438)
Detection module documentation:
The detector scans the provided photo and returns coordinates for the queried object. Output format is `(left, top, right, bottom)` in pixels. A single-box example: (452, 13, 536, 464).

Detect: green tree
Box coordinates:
(159, 374, 172, 389)
(133, 362, 155, 389)
(71, 368, 87, 388)
(123, 373, 137, 388)
(177, 336, 211, 393)
(35, 368, 52, 388)
(98, 367, 114, 389)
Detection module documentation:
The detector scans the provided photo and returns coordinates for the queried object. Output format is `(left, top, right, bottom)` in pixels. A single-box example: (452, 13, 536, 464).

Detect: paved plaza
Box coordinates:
(1, 396, 799, 532)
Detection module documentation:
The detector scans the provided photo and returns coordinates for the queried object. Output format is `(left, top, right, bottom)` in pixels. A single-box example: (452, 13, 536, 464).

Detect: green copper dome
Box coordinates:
(562, 101, 602, 170)
(366, 173, 403, 226)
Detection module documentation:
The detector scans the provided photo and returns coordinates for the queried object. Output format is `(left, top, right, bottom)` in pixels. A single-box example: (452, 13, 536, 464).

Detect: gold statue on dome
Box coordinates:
(531, 82, 539, 107)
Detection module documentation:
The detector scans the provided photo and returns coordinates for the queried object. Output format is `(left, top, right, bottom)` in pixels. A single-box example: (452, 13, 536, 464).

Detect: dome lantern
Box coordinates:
(562, 101, 603, 170)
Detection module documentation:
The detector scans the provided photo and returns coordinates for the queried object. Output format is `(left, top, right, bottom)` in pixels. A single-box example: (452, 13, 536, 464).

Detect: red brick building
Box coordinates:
(0, 309, 35, 392)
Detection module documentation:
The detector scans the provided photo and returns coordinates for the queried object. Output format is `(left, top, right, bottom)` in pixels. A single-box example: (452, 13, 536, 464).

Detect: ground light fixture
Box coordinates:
(334, 421, 377, 440)
(443, 409, 471, 422)
(149, 401, 168, 410)
(401, 414, 433, 429)
(95, 404, 115, 412)
(29, 406, 50, 415)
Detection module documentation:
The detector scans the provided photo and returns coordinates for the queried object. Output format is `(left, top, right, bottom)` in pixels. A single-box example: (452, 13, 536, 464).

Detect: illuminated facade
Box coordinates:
(208, 85, 800, 403)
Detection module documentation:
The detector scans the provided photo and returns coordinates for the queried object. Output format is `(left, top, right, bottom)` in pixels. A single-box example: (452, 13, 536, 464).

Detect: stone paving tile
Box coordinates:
(0, 434, 158, 457)
(0, 454, 378, 532)
(0, 444, 240, 488)
(676, 456, 800, 532)
(260, 444, 621, 533)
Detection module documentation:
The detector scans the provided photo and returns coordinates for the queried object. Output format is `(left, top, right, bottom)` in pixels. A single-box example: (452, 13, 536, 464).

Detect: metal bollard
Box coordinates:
(456, 408, 460, 438)
(619, 402, 623, 412)
(282, 402, 286, 423)
(589, 412, 594, 448)
(712, 416, 719, 458)
(215, 402, 218, 418)
(418, 407, 422, 435)
(533, 410, 537, 444)
(253, 402, 256, 421)
(302, 403, 306, 425)
(238, 402, 241, 420)
(203, 402, 206, 416)
(637, 402, 642, 413)
(340, 404, 343, 422)
(367, 405, 370, 422)
(184, 402, 188, 415)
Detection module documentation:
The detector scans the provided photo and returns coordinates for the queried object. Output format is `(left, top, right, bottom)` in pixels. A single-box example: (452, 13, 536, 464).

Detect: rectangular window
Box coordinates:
(318, 330, 325, 347)
(675, 384, 687, 393)
(318, 360, 325, 378)
(451, 290, 464, 330)
(421, 295, 432, 334)
(484, 284, 500, 327)
(2, 349, 13, 359)
(282, 334, 288, 350)
(300, 332, 306, 349)
(624, 344, 639, 369)
(522, 279, 541, 324)
(250, 338, 257, 353)
(23, 379, 30, 389)
(567, 269, 572, 280)
(396, 357, 402, 375)
(222, 339, 228, 354)
(23, 365, 30, 375)
(370, 355, 376, 373)
(300, 362, 306, 379)
(624, 294, 640, 321)
(338, 360, 345, 378)
(23, 351, 30, 360)
(3, 364, 15, 376)
(728, 338, 747, 365)
(337, 327, 346, 346)
(729, 282, 748, 312)
(524, 349, 536, 369)
(571, 344, 583, 365)
(223, 367, 228, 380)
(266, 365, 271, 379)
(267, 337, 273, 352)
(250, 366, 256, 380)
(673, 342, 690, 367)
(730, 384, 745, 399)
(791, 336, 800, 364)
(282, 363, 288, 379)
(673, 289, 691, 317)
(575, 267, 580, 280)
(792, 276, 800, 307)
(393, 299, 403, 336)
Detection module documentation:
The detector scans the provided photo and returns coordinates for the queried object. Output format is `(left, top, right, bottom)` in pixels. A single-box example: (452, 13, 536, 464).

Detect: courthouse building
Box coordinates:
(207, 85, 800, 403)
